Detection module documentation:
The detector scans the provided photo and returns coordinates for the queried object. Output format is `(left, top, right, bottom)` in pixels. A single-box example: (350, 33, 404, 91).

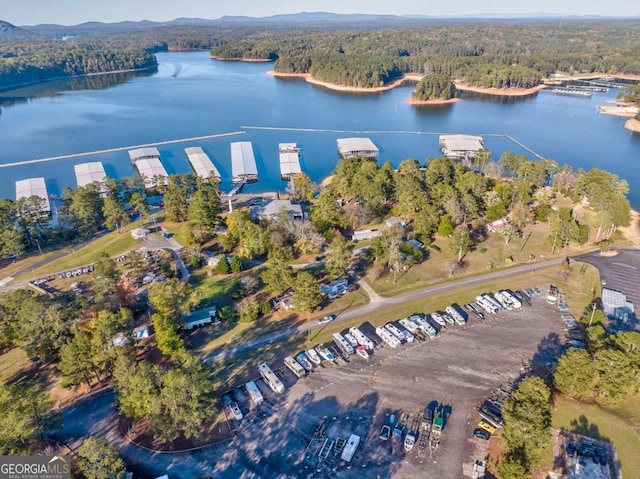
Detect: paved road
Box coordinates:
(203, 257, 564, 363)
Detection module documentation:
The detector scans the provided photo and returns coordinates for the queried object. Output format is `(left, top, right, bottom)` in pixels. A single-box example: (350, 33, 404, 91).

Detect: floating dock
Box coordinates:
(552, 88, 593, 98)
(128, 147, 168, 189)
(439, 134, 484, 160)
(279, 143, 302, 180)
(185, 147, 221, 181)
(15, 177, 51, 215)
(336, 137, 379, 160)
(74, 161, 108, 189)
(230, 141, 258, 184)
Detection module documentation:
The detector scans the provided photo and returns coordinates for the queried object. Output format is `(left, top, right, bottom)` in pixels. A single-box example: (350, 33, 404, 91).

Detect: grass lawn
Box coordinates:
(162, 221, 193, 246)
(552, 396, 640, 479)
(16, 227, 143, 280)
(0, 253, 57, 280)
(0, 347, 30, 385)
(366, 222, 599, 297)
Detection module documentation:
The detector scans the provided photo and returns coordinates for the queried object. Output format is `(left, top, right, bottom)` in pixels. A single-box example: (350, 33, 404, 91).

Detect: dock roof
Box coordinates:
(439, 135, 484, 157)
(74, 162, 108, 188)
(128, 147, 161, 162)
(279, 143, 302, 177)
(15, 177, 51, 213)
(132, 158, 168, 189)
(185, 147, 221, 180)
(231, 141, 258, 177)
(336, 137, 379, 159)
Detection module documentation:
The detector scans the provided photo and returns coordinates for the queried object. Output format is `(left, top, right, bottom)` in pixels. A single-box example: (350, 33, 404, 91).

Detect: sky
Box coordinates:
(1, 0, 640, 25)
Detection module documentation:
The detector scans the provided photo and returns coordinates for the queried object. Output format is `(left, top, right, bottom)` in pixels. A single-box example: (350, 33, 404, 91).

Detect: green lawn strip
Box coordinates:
(368, 224, 596, 297)
(552, 396, 640, 479)
(16, 227, 144, 280)
(0, 253, 57, 280)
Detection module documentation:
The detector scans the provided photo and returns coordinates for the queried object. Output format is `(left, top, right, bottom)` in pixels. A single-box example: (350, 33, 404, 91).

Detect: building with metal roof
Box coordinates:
(15, 177, 51, 215)
(185, 147, 221, 180)
(601, 288, 635, 322)
(439, 135, 484, 160)
(279, 143, 302, 180)
(74, 162, 108, 188)
(250, 199, 302, 221)
(128, 147, 161, 162)
(230, 141, 258, 184)
(131, 158, 169, 190)
(337, 138, 379, 160)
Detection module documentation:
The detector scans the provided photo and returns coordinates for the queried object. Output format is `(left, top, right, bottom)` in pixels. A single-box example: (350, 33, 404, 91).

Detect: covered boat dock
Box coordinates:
(15, 177, 51, 216)
(128, 147, 168, 189)
(185, 147, 221, 181)
(439, 135, 484, 160)
(337, 137, 379, 160)
(231, 141, 258, 184)
(74, 161, 108, 189)
(279, 143, 302, 180)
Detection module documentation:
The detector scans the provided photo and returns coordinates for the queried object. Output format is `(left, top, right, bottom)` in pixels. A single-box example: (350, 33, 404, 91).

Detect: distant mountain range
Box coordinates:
(1, 12, 638, 40)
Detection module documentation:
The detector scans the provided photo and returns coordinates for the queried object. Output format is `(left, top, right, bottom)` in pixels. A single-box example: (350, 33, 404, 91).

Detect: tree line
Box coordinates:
(0, 45, 157, 90)
(207, 21, 640, 89)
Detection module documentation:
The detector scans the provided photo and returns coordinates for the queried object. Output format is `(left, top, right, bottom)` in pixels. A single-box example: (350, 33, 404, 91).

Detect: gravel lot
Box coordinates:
(210, 291, 566, 479)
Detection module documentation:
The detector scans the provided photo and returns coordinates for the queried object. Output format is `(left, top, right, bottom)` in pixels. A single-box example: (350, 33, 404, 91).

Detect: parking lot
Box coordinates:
(210, 290, 567, 479)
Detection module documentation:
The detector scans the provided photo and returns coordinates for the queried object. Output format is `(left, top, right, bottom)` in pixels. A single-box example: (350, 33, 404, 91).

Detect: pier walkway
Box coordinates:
(0, 131, 246, 169)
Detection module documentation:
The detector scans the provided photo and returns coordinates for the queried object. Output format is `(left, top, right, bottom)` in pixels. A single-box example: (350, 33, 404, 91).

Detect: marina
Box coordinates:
(185, 146, 221, 180)
(230, 141, 258, 184)
(278, 143, 302, 180)
(552, 88, 593, 98)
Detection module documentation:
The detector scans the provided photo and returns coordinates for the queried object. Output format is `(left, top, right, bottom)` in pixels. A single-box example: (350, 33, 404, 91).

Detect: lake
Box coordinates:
(1, 51, 639, 207)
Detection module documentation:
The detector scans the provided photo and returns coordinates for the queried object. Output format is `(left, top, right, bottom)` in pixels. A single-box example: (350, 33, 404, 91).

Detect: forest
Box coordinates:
(3, 19, 640, 90)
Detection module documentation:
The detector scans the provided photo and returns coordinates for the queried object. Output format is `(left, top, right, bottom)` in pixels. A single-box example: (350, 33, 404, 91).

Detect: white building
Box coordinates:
(185, 147, 221, 180)
(601, 288, 634, 322)
(351, 229, 381, 241)
(129, 148, 168, 189)
(74, 162, 108, 189)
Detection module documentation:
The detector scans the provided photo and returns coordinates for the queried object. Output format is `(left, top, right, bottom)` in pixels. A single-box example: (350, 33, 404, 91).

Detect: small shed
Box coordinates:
(130, 227, 151, 239)
(487, 218, 511, 233)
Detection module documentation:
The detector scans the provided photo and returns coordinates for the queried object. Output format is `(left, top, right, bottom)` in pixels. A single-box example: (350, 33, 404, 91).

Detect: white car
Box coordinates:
(318, 314, 336, 325)
(228, 402, 243, 421)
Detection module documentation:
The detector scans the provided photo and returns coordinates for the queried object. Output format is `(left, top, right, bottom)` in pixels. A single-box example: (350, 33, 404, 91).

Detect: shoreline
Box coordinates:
(212, 56, 273, 63)
(268, 71, 549, 98)
(267, 71, 412, 93)
(406, 97, 461, 105)
(624, 118, 640, 133)
(454, 82, 548, 97)
(0, 65, 157, 94)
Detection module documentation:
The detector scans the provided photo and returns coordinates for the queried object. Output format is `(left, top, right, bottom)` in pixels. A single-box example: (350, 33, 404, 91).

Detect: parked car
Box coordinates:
(228, 402, 243, 421)
(473, 428, 490, 440)
(318, 314, 336, 325)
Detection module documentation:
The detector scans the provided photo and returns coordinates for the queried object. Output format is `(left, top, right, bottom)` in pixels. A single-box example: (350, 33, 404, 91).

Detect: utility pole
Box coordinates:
(589, 303, 597, 326)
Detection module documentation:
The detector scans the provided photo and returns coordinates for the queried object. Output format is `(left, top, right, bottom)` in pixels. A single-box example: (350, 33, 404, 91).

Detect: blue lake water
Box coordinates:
(1, 50, 639, 207)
